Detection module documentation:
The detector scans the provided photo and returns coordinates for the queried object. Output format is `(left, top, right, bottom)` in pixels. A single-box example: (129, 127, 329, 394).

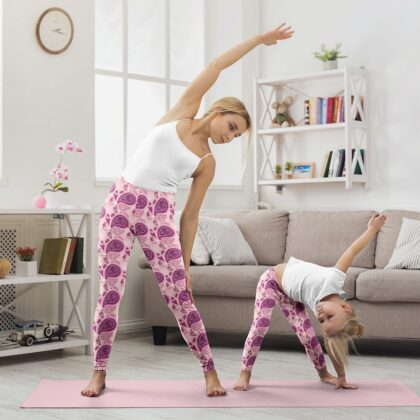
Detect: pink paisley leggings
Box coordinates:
(93, 176, 214, 372)
(241, 268, 326, 371)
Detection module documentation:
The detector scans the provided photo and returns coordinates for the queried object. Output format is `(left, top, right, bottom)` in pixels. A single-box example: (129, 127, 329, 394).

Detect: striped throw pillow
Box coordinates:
(198, 217, 258, 266)
(385, 217, 420, 269)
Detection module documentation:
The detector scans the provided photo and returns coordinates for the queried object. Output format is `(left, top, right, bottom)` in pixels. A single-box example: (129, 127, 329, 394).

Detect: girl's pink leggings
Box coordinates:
(241, 268, 327, 371)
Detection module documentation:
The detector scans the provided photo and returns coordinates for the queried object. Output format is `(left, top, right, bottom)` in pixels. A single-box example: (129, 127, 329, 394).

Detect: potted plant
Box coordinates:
(273, 163, 282, 180)
(282, 161, 294, 179)
(313, 43, 347, 70)
(32, 139, 83, 209)
(15, 247, 37, 277)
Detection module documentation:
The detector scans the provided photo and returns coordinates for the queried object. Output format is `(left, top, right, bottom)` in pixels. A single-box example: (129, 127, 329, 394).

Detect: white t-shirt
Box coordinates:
(281, 256, 347, 314)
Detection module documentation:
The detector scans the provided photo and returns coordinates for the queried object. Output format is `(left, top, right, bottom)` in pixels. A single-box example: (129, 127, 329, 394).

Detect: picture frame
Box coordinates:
(292, 162, 315, 179)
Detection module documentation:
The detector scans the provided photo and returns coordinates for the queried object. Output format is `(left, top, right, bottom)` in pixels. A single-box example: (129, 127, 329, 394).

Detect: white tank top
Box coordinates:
(282, 257, 347, 314)
(121, 120, 212, 193)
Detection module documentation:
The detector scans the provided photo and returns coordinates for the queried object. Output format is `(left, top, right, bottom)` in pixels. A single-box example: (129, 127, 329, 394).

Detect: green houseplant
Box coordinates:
(313, 43, 347, 70)
(282, 161, 294, 179)
(273, 163, 282, 180)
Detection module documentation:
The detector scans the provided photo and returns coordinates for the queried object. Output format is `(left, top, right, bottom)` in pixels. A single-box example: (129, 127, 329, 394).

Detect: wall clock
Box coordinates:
(36, 8, 74, 54)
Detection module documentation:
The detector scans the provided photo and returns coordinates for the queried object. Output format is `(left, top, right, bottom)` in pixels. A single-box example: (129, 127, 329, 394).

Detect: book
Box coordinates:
(304, 99, 310, 125)
(320, 152, 330, 178)
(39, 238, 72, 275)
(63, 237, 77, 274)
(335, 96, 343, 123)
(323, 151, 333, 177)
(326, 97, 334, 124)
(328, 150, 338, 177)
(69, 237, 84, 273)
(321, 98, 328, 124)
(317, 97, 322, 124)
(335, 149, 346, 177)
(308, 98, 317, 125)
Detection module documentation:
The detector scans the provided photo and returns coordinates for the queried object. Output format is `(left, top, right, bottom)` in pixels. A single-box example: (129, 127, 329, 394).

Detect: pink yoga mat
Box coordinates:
(21, 379, 420, 408)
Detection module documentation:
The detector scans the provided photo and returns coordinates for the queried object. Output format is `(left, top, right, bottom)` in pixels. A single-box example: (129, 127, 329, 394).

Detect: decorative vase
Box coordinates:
(324, 60, 338, 70)
(44, 191, 63, 209)
(32, 194, 47, 209)
(15, 260, 38, 277)
(282, 171, 293, 180)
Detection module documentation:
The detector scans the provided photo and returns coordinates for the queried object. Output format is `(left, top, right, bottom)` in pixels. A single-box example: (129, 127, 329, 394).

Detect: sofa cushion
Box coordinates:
(375, 210, 420, 268)
(356, 269, 420, 302)
(385, 218, 420, 269)
(201, 209, 289, 265)
(284, 211, 377, 268)
(188, 265, 272, 298)
(197, 217, 258, 265)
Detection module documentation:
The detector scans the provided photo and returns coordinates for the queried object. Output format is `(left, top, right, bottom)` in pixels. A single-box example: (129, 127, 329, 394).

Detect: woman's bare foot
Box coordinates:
(234, 369, 251, 391)
(204, 369, 226, 397)
(80, 370, 106, 397)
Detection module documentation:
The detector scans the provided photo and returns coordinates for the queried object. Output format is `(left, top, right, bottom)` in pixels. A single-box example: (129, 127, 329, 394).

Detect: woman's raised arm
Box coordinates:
(158, 23, 294, 122)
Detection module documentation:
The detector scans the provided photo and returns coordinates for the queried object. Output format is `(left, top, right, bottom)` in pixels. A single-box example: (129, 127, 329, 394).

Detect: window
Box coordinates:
(95, 0, 205, 182)
(95, 0, 246, 188)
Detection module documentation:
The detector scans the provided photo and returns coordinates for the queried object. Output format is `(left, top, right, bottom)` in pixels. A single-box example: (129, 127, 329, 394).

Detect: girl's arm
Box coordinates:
(324, 342, 358, 389)
(335, 214, 386, 273)
(157, 24, 294, 123)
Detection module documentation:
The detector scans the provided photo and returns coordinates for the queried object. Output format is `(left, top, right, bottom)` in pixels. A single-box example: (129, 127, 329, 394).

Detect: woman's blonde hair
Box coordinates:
(203, 97, 253, 173)
(203, 96, 252, 134)
(323, 307, 364, 367)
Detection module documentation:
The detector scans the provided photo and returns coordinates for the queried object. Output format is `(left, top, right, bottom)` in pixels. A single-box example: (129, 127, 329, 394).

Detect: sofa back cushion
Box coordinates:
(284, 211, 377, 268)
(375, 210, 420, 268)
(200, 209, 289, 265)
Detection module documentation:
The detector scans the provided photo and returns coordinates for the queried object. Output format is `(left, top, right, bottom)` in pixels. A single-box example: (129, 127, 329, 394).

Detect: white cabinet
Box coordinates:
(0, 208, 94, 358)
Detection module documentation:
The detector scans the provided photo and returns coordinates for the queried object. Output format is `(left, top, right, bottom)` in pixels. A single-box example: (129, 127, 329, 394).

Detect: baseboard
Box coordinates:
(117, 318, 150, 334)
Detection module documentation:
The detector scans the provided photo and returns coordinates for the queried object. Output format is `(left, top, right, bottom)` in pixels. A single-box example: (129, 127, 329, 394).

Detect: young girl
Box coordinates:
(234, 214, 386, 391)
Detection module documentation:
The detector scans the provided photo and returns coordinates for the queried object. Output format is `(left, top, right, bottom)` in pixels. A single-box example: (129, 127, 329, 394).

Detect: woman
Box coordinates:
(81, 23, 294, 398)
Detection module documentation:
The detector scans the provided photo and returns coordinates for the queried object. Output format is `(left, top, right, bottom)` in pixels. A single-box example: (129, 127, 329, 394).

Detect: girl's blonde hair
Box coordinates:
(323, 307, 364, 367)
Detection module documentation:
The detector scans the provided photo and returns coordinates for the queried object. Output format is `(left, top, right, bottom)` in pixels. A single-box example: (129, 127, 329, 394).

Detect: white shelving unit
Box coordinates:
(253, 65, 368, 205)
(0, 208, 94, 358)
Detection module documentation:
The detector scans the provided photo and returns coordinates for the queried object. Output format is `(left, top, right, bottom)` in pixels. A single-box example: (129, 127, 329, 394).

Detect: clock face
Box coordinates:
(37, 8, 74, 54)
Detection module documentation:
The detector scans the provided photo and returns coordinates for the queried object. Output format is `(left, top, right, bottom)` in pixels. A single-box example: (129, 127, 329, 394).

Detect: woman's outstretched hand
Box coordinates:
(261, 23, 294, 46)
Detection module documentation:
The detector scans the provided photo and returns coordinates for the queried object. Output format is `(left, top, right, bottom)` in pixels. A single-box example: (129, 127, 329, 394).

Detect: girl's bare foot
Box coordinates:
(204, 369, 226, 397)
(234, 369, 251, 391)
(80, 370, 106, 397)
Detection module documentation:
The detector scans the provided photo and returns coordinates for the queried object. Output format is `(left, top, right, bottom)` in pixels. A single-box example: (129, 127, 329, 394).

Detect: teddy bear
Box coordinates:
(0, 258, 12, 279)
(271, 96, 296, 128)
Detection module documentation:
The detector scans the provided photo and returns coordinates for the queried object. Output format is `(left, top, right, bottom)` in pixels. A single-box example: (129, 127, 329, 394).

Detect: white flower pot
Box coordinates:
(15, 260, 38, 277)
(324, 60, 338, 70)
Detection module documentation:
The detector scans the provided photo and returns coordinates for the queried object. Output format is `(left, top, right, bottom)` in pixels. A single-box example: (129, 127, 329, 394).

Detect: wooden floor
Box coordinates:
(1, 330, 420, 419)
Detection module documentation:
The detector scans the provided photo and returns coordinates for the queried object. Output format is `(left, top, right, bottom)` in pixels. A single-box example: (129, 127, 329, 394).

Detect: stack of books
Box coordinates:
(304, 95, 364, 125)
(321, 149, 365, 178)
(38, 237, 84, 275)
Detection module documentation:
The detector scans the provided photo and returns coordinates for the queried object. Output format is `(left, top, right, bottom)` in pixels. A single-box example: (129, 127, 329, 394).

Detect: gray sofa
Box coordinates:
(141, 209, 420, 345)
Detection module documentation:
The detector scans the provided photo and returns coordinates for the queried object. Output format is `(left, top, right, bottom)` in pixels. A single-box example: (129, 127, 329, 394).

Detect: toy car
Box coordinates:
(8, 320, 74, 346)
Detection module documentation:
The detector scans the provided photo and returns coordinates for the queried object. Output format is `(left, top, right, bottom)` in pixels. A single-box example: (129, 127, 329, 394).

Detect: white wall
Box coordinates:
(258, 0, 420, 211)
(0, 0, 258, 333)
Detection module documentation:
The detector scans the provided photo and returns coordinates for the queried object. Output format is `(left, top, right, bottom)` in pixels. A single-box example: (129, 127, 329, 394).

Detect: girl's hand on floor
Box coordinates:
(336, 376, 359, 390)
(261, 23, 294, 46)
(185, 271, 195, 304)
